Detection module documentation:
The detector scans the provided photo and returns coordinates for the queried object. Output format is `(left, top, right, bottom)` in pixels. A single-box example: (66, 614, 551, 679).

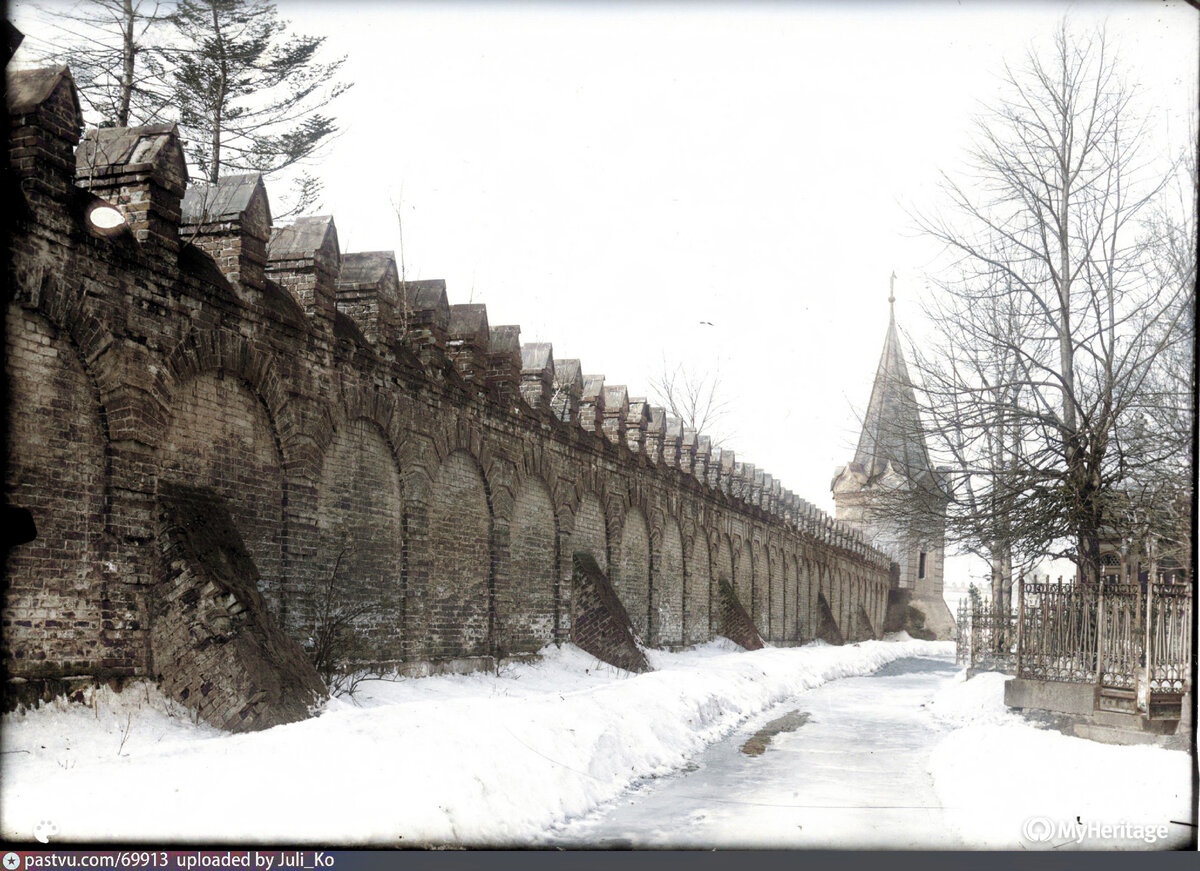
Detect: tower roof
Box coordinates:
(853, 302, 931, 482)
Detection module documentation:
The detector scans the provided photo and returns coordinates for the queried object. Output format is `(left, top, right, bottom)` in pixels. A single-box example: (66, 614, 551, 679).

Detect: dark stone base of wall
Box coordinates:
(570, 552, 651, 673)
(814, 592, 843, 646)
(715, 581, 763, 651)
(153, 483, 327, 731)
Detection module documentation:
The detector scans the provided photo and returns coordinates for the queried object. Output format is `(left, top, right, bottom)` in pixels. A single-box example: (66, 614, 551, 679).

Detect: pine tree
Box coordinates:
(165, 0, 350, 212)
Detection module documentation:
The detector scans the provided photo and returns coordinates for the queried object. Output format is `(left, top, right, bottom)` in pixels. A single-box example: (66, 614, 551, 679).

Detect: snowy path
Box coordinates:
(546, 654, 965, 848)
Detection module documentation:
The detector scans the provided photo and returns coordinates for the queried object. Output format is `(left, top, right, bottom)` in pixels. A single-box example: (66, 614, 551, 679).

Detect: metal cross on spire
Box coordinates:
(889, 271, 897, 308)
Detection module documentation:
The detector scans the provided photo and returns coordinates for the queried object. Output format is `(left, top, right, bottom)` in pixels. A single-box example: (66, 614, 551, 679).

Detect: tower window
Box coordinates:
(918, 551, 927, 580)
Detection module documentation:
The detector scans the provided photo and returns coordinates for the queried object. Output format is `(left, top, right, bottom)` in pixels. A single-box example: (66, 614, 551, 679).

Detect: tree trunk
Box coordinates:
(208, 1, 228, 184)
(118, 0, 135, 126)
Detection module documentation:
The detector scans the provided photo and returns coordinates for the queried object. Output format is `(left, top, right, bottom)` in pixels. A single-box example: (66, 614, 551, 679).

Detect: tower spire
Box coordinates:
(852, 281, 930, 481)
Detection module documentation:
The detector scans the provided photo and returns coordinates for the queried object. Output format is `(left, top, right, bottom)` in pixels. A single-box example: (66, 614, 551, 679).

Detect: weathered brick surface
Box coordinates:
(683, 535, 711, 645)
(652, 519, 683, 647)
(803, 559, 818, 642)
(426, 451, 491, 660)
(153, 482, 325, 731)
(158, 372, 286, 619)
(751, 542, 768, 637)
(3, 67, 895, 722)
(769, 549, 785, 642)
(783, 556, 798, 642)
(815, 590, 844, 645)
(566, 492, 607, 574)
(614, 507, 650, 641)
(501, 476, 556, 654)
(734, 544, 753, 624)
(314, 418, 404, 663)
(715, 580, 762, 651)
(3, 305, 120, 678)
(570, 552, 649, 673)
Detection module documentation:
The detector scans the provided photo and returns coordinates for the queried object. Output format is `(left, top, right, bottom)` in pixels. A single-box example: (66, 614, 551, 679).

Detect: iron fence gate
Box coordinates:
(955, 596, 1018, 673)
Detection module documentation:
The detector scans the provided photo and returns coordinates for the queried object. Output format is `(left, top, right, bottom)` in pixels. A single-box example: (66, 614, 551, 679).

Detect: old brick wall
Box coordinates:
(769, 548, 784, 642)
(153, 482, 325, 731)
(502, 476, 557, 655)
(425, 450, 492, 660)
(314, 418, 404, 663)
(567, 492, 607, 575)
(815, 591, 844, 646)
(614, 507, 650, 641)
(653, 518, 684, 647)
(569, 552, 649, 673)
(784, 556, 799, 642)
(683, 534, 711, 645)
(4, 68, 895, 721)
(733, 543, 753, 628)
(715, 580, 763, 651)
(3, 305, 124, 678)
(158, 372, 286, 618)
(751, 542, 768, 638)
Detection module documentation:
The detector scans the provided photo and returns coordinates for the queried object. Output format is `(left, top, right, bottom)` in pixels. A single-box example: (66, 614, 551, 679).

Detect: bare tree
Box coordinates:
(649, 360, 732, 447)
(1117, 122, 1197, 575)
(15, 0, 175, 127)
(907, 22, 1193, 585)
(391, 186, 414, 335)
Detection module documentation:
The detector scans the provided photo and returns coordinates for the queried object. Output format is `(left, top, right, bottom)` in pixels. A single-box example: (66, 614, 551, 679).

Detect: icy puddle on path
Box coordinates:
(546, 653, 964, 849)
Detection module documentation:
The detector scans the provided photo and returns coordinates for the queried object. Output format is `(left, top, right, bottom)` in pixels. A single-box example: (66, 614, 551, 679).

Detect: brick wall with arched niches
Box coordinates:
(684, 534, 712, 645)
(770, 548, 785, 643)
(502, 476, 558, 654)
(567, 491, 608, 574)
(159, 372, 287, 619)
(426, 450, 492, 660)
(654, 518, 684, 647)
(3, 306, 118, 678)
(615, 507, 651, 640)
(315, 418, 404, 662)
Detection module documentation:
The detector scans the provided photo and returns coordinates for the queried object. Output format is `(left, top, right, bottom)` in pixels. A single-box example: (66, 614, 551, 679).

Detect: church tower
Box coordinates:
(831, 278, 956, 639)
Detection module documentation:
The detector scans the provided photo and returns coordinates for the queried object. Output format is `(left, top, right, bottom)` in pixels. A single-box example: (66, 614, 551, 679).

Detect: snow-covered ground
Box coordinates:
(2, 636, 1193, 848)
(928, 670, 1195, 849)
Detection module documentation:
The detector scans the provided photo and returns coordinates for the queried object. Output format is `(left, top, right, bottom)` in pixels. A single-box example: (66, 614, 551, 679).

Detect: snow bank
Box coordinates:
(928, 673, 1194, 849)
(925, 669, 1017, 728)
(2, 637, 948, 846)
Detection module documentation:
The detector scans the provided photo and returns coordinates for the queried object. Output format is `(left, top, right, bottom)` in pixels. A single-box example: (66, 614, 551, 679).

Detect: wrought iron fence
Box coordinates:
(1015, 575, 1192, 710)
(1147, 583, 1192, 695)
(956, 576, 1193, 711)
(955, 596, 1018, 673)
(1018, 580, 1099, 683)
(1096, 583, 1141, 690)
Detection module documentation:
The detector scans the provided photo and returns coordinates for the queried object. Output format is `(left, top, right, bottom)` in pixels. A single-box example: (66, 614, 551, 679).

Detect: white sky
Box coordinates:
(10, 0, 1198, 585)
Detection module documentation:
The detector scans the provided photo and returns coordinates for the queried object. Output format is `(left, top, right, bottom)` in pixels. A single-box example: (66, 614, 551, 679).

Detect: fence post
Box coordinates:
(1016, 572, 1025, 678)
(1140, 546, 1156, 715)
(1095, 578, 1105, 685)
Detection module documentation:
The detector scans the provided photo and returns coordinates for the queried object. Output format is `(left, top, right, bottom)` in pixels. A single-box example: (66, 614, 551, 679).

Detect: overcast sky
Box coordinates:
(11, 0, 1198, 584)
